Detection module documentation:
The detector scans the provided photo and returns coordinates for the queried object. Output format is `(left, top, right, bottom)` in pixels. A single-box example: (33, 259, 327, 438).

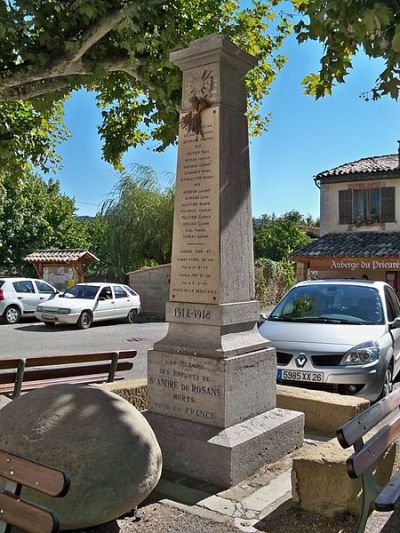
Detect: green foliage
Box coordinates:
(0, 100, 68, 176)
(291, 0, 400, 100)
(255, 257, 296, 305)
(0, 172, 90, 273)
(253, 210, 316, 261)
(89, 164, 175, 279)
(0, 0, 292, 173)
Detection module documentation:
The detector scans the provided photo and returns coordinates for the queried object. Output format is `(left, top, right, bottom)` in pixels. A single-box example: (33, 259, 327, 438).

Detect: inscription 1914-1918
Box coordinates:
(174, 306, 210, 320)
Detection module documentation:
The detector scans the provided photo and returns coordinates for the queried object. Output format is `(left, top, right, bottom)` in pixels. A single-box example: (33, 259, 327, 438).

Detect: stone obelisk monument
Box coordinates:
(146, 34, 304, 488)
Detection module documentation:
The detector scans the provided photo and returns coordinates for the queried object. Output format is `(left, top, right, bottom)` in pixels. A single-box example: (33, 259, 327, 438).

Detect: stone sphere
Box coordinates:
(0, 395, 11, 410)
(0, 384, 162, 529)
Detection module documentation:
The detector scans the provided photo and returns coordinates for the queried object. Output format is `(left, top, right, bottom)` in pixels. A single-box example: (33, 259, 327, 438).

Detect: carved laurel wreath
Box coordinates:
(180, 95, 210, 138)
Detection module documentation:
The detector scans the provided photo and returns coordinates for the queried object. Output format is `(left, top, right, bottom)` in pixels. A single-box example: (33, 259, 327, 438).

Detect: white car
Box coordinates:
(0, 277, 57, 324)
(35, 282, 141, 329)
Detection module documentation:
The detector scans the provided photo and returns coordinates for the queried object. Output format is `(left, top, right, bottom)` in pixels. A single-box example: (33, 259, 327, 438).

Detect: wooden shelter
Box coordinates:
(24, 249, 99, 289)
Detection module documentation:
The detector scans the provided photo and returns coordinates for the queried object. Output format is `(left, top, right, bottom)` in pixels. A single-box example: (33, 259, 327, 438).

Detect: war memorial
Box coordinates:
(145, 34, 304, 487)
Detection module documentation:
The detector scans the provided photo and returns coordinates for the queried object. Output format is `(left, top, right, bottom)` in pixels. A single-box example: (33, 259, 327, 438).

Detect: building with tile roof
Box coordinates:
(293, 148, 400, 293)
(24, 249, 99, 289)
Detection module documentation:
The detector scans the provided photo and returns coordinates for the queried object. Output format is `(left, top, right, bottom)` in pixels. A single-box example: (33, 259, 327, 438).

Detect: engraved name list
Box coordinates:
(170, 107, 220, 304)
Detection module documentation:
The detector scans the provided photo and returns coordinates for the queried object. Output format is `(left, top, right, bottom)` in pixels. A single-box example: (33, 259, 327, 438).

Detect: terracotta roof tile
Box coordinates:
(317, 154, 399, 179)
(24, 249, 98, 263)
(292, 232, 400, 258)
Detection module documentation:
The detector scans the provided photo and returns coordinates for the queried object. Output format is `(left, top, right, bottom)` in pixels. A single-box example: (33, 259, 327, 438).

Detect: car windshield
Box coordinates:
(269, 284, 385, 325)
(61, 285, 100, 300)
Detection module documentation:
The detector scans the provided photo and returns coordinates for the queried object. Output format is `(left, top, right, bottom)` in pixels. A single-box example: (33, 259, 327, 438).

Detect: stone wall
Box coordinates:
(127, 264, 171, 319)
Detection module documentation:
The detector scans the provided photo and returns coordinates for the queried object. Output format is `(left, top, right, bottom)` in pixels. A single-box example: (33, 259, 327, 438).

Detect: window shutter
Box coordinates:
(339, 189, 352, 224)
(381, 187, 395, 222)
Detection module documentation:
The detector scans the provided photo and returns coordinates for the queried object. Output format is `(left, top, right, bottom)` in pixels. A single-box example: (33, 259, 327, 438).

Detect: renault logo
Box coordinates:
(295, 354, 307, 368)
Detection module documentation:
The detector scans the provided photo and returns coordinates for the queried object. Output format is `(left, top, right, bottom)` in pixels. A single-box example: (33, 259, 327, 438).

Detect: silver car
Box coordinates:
(259, 280, 400, 402)
(0, 277, 57, 324)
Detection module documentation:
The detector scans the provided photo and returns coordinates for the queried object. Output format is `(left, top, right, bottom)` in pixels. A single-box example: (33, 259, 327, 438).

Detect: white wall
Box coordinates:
(320, 178, 400, 236)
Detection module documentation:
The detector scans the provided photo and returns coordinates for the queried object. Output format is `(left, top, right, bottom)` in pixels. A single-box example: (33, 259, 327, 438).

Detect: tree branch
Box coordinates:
(0, 2, 139, 93)
(68, 4, 137, 62)
(0, 57, 141, 100)
(0, 79, 73, 100)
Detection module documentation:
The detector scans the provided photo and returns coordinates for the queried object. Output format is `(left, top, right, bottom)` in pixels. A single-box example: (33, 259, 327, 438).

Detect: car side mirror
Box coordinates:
(390, 317, 400, 329)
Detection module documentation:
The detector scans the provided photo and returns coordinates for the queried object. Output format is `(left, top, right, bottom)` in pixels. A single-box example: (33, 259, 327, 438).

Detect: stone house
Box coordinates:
(293, 150, 400, 295)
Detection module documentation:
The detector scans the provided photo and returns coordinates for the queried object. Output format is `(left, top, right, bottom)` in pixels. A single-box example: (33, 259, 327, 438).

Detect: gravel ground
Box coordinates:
(67, 498, 400, 533)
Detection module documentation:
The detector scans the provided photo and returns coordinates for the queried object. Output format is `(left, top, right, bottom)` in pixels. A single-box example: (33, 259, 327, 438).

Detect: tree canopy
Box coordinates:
(89, 164, 175, 280)
(253, 210, 317, 261)
(0, 0, 291, 173)
(0, 172, 90, 273)
(292, 0, 400, 100)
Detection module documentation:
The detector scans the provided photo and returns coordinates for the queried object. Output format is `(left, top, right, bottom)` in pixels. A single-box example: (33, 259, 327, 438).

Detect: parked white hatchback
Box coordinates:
(0, 277, 57, 324)
(35, 282, 141, 329)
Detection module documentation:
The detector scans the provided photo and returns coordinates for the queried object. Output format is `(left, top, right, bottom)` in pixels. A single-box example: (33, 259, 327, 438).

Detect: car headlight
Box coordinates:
(36, 306, 43, 312)
(57, 308, 71, 314)
(340, 340, 380, 365)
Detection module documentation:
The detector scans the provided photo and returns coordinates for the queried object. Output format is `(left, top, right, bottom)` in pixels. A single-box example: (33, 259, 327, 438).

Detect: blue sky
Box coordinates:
(54, 32, 399, 220)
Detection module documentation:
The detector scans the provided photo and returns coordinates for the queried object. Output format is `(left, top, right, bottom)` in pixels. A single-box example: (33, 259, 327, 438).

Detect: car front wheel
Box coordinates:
(126, 309, 138, 324)
(77, 311, 92, 329)
(3, 305, 21, 324)
(381, 365, 393, 399)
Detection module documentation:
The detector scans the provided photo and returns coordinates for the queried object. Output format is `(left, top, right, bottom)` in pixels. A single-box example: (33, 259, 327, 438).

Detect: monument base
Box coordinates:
(145, 408, 304, 488)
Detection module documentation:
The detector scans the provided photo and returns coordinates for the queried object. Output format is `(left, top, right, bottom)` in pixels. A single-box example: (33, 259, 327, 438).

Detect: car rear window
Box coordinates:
(125, 286, 138, 296)
(0, 281, 4, 288)
(269, 284, 384, 325)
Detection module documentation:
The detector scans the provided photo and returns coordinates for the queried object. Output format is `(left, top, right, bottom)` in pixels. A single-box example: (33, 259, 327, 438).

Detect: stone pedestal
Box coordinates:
(146, 34, 304, 488)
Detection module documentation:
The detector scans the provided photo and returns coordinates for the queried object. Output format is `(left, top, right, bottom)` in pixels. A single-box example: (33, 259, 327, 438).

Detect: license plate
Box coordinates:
(42, 314, 55, 320)
(277, 369, 324, 383)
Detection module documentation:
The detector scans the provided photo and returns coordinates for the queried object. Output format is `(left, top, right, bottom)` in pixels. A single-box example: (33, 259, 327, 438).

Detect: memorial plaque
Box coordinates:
(148, 352, 224, 426)
(170, 107, 220, 304)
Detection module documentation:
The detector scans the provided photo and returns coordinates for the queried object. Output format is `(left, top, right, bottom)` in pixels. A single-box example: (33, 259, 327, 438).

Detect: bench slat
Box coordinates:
(0, 362, 133, 386)
(0, 373, 125, 394)
(0, 450, 69, 496)
(0, 491, 58, 533)
(0, 350, 136, 369)
(375, 471, 400, 512)
(347, 412, 400, 479)
(337, 388, 400, 448)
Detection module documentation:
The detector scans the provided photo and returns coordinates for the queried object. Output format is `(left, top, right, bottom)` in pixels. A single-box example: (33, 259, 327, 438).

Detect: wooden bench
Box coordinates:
(0, 350, 137, 399)
(0, 448, 69, 533)
(336, 388, 400, 533)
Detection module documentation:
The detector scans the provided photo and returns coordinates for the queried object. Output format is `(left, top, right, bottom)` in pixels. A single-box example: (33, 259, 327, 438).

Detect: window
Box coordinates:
(114, 286, 128, 299)
(99, 287, 112, 300)
(353, 190, 380, 222)
(125, 286, 138, 296)
(63, 285, 100, 299)
(269, 284, 384, 324)
(385, 286, 400, 321)
(338, 186, 395, 225)
(13, 280, 35, 293)
(35, 281, 55, 294)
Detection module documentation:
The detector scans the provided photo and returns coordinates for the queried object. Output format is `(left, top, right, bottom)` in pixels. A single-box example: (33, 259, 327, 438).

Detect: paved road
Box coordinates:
(0, 318, 168, 379)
